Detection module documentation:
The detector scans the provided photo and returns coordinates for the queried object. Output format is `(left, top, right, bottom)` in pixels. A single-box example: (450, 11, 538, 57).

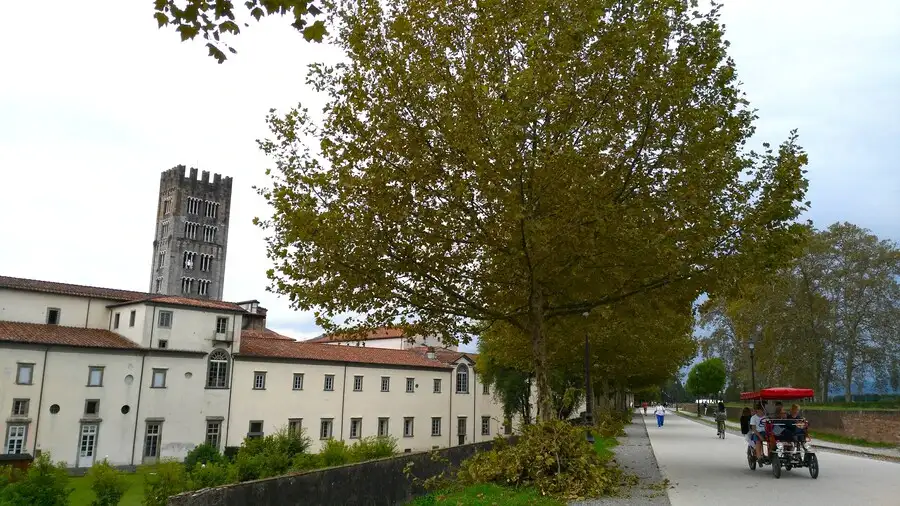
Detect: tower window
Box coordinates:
(181, 277, 194, 294)
(184, 222, 199, 239)
(162, 199, 171, 215)
(158, 251, 166, 268)
(187, 197, 202, 214)
(198, 279, 210, 296)
(183, 251, 197, 269)
(200, 254, 213, 272)
(160, 221, 169, 238)
(155, 277, 162, 293)
(205, 201, 219, 218)
(203, 226, 218, 243)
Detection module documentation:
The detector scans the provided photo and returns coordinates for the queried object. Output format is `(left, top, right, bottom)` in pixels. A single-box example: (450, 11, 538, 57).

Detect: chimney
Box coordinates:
(426, 346, 436, 360)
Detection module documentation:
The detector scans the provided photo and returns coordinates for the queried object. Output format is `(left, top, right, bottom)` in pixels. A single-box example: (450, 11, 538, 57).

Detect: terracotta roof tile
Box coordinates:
(240, 328, 295, 341)
(0, 275, 148, 301)
(239, 337, 451, 369)
(109, 296, 246, 312)
(0, 321, 140, 349)
(306, 327, 408, 343)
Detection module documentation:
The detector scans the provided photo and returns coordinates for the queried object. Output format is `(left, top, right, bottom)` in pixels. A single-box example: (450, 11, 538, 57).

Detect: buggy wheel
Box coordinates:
(771, 454, 781, 479)
(747, 447, 756, 471)
(808, 454, 819, 479)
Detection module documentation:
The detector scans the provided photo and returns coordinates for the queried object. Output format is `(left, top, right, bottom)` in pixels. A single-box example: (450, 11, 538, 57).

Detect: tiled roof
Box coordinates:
(239, 337, 452, 370)
(408, 346, 477, 365)
(305, 327, 408, 343)
(0, 275, 148, 301)
(108, 296, 246, 312)
(240, 328, 295, 341)
(0, 321, 140, 349)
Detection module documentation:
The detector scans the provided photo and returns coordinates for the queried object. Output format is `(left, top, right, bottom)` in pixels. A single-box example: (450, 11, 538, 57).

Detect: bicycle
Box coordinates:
(715, 412, 727, 439)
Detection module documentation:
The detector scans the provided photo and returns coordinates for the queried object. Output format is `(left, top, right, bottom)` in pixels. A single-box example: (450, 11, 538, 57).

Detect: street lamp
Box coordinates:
(748, 339, 757, 392)
(583, 312, 595, 444)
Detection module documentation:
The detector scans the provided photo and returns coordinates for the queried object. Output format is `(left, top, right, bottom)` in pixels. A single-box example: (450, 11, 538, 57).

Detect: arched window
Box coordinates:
(456, 364, 469, 394)
(207, 349, 230, 388)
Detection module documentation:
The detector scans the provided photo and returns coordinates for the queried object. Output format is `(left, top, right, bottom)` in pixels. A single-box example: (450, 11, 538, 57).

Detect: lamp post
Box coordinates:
(583, 313, 595, 444)
(748, 339, 757, 392)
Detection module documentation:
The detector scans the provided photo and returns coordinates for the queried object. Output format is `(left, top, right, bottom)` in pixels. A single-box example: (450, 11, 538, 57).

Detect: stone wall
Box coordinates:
(167, 438, 511, 506)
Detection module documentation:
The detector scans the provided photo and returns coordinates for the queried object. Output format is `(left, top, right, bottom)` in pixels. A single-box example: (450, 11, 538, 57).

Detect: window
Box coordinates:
(46, 307, 60, 325)
(198, 279, 210, 296)
(433, 378, 442, 393)
(5, 425, 27, 454)
(203, 225, 218, 243)
(15, 364, 33, 385)
(151, 369, 167, 388)
(144, 422, 161, 459)
(483, 382, 490, 395)
(377, 418, 389, 437)
(248, 421, 264, 439)
(158, 251, 165, 269)
(187, 197, 201, 214)
(183, 251, 196, 269)
(481, 416, 490, 436)
(200, 254, 213, 272)
(85, 400, 99, 416)
(205, 201, 219, 218)
(155, 278, 162, 293)
(158, 339, 168, 349)
(403, 417, 414, 437)
(114, 312, 120, 329)
(184, 221, 199, 239)
(11, 399, 29, 417)
(324, 374, 335, 391)
(253, 371, 267, 390)
(320, 419, 333, 440)
(353, 375, 363, 392)
(216, 317, 228, 334)
(431, 417, 441, 436)
(457, 417, 467, 437)
(456, 364, 469, 394)
(380, 376, 390, 392)
(87, 366, 104, 387)
(288, 418, 303, 436)
(129, 310, 136, 327)
(206, 349, 229, 388)
(181, 277, 194, 294)
(163, 199, 170, 215)
(158, 311, 172, 328)
(504, 420, 512, 435)
(206, 421, 221, 449)
(350, 418, 362, 439)
(406, 377, 415, 393)
(160, 221, 169, 237)
(293, 373, 304, 390)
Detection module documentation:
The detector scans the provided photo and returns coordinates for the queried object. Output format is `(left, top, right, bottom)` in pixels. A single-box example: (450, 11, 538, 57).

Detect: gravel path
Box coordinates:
(571, 412, 671, 506)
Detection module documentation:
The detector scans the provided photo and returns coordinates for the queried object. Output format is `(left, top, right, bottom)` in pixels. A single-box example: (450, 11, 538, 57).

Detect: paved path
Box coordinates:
(645, 409, 900, 505)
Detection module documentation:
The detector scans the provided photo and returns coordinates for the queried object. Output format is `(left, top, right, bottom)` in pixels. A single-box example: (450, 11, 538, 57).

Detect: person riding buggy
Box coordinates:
(739, 387, 819, 480)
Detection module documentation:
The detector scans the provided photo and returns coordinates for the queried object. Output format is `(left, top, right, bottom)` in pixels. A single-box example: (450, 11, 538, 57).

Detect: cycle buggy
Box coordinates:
(740, 387, 819, 480)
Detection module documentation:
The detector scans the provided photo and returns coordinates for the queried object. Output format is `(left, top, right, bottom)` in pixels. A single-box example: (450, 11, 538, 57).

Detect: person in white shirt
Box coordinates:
(654, 404, 666, 427)
(749, 403, 768, 461)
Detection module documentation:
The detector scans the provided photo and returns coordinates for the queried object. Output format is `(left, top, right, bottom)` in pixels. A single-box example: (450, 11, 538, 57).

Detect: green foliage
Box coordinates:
(348, 436, 398, 462)
(189, 461, 237, 489)
(142, 461, 192, 506)
(0, 453, 72, 506)
(86, 459, 128, 506)
(290, 453, 322, 472)
(457, 419, 620, 500)
(152, 0, 327, 63)
(685, 358, 727, 399)
(234, 428, 312, 481)
(317, 439, 351, 467)
(595, 411, 628, 439)
(184, 444, 224, 473)
(408, 483, 564, 506)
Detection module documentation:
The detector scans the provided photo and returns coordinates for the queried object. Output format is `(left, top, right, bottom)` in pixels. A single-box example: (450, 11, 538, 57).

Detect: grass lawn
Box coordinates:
(408, 483, 564, 506)
(593, 435, 619, 460)
(70, 472, 144, 506)
(809, 431, 898, 449)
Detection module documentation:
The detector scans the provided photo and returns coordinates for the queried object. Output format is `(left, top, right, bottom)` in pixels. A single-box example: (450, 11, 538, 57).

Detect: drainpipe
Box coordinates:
(32, 346, 50, 455)
(472, 367, 476, 443)
(448, 369, 452, 447)
(339, 364, 348, 439)
(84, 299, 92, 328)
(223, 316, 236, 451)
(130, 307, 154, 465)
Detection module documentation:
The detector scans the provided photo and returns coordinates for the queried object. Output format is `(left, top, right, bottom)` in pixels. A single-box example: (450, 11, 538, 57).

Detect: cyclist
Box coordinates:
(715, 401, 727, 437)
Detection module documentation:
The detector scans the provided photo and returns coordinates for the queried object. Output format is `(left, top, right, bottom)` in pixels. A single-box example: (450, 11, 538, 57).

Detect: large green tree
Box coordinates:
(685, 357, 727, 400)
(256, 0, 809, 419)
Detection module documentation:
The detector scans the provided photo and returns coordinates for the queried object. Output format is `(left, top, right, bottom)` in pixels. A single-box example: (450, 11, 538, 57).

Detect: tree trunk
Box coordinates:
(528, 290, 552, 422)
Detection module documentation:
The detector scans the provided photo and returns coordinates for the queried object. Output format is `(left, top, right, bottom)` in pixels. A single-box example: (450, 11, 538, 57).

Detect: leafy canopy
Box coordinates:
(685, 357, 727, 399)
(256, 0, 809, 418)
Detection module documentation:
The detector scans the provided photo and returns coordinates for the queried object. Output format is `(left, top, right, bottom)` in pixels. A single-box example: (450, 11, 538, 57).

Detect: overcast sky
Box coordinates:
(1, 1, 897, 350)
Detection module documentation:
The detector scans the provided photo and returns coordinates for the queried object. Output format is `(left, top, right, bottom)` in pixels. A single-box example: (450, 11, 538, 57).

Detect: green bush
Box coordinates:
(0, 453, 72, 506)
(189, 461, 237, 489)
(142, 460, 192, 506)
(348, 436, 398, 462)
(234, 429, 312, 481)
(595, 410, 627, 438)
(457, 419, 620, 500)
(184, 444, 224, 473)
(318, 439, 352, 467)
(87, 459, 128, 506)
(290, 453, 322, 472)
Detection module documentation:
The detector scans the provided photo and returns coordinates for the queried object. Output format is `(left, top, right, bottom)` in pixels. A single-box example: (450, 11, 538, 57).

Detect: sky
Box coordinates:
(1, 1, 898, 351)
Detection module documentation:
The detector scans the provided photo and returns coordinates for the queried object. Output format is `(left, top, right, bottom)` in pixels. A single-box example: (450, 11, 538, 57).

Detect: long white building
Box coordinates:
(0, 275, 509, 468)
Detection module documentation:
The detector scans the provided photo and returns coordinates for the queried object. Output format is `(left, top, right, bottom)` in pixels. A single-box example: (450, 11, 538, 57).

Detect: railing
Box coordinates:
(211, 331, 234, 342)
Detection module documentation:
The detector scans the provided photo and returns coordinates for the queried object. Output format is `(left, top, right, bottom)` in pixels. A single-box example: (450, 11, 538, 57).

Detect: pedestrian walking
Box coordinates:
(654, 404, 666, 427)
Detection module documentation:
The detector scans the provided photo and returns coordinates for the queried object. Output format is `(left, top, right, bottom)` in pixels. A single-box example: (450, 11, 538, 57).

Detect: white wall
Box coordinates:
(0, 288, 116, 328)
(143, 305, 242, 351)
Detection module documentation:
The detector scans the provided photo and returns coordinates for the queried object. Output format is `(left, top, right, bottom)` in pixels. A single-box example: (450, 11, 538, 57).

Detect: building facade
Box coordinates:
(149, 166, 232, 301)
(0, 276, 510, 468)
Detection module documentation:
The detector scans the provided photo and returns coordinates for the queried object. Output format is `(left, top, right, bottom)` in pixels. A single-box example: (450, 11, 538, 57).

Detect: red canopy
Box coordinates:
(740, 387, 815, 401)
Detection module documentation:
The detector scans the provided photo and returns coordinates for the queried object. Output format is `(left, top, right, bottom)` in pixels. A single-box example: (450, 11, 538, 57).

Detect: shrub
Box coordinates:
(0, 453, 72, 506)
(596, 410, 627, 438)
(142, 460, 192, 506)
(318, 439, 352, 467)
(290, 453, 322, 472)
(184, 444, 224, 473)
(348, 436, 398, 462)
(234, 428, 312, 481)
(87, 459, 128, 506)
(189, 461, 237, 489)
(457, 419, 620, 500)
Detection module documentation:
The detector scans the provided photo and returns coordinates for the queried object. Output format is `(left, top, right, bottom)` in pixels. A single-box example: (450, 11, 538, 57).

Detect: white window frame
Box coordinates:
(5, 424, 27, 454)
(403, 417, 414, 437)
(349, 418, 362, 439)
(324, 374, 335, 391)
(87, 366, 104, 387)
(144, 422, 162, 460)
(353, 375, 363, 392)
(151, 368, 167, 388)
(456, 364, 469, 394)
(481, 416, 491, 436)
(253, 371, 267, 390)
(380, 376, 390, 392)
(206, 421, 221, 449)
(405, 377, 415, 393)
(433, 378, 441, 393)
(158, 311, 173, 328)
(320, 419, 333, 440)
(377, 417, 389, 437)
(206, 349, 230, 388)
(293, 373, 304, 391)
(16, 363, 34, 385)
(11, 399, 29, 417)
(431, 417, 441, 437)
